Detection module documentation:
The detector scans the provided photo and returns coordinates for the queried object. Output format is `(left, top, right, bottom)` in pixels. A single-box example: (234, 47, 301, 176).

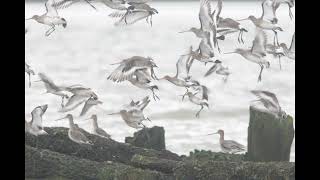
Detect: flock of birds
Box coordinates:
(25, 0, 294, 154)
(25, 0, 158, 36)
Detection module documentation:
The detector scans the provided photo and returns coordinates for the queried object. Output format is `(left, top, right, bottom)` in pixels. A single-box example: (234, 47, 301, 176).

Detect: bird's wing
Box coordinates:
(261, 0, 277, 23)
(289, 32, 295, 52)
(69, 130, 91, 144)
(199, 39, 214, 58)
(212, 0, 223, 23)
(38, 73, 61, 91)
(204, 63, 221, 77)
(134, 69, 152, 83)
(107, 62, 147, 82)
(200, 85, 209, 101)
(251, 28, 267, 57)
(176, 51, 192, 79)
(45, 0, 59, 17)
(225, 140, 246, 150)
(52, 0, 78, 9)
(79, 99, 98, 116)
(109, 11, 127, 18)
(53, 0, 96, 10)
(218, 18, 240, 29)
(96, 128, 111, 138)
(59, 95, 88, 112)
(114, 10, 151, 26)
(199, 0, 213, 32)
(101, 0, 127, 10)
(251, 90, 281, 110)
(25, 62, 31, 69)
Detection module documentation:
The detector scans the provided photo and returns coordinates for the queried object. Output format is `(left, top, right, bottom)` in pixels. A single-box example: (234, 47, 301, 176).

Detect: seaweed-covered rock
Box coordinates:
(25, 127, 181, 165)
(131, 154, 180, 174)
(174, 159, 295, 180)
(125, 126, 165, 151)
(185, 149, 246, 162)
(248, 106, 295, 162)
(25, 145, 175, 180)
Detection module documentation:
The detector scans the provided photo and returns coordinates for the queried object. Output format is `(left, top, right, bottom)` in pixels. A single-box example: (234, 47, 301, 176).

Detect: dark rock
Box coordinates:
(25, 127, 181, 165)
(125, 126, 165, 151)
(25, 145, 175, 180)
(247, 106, 295, 162)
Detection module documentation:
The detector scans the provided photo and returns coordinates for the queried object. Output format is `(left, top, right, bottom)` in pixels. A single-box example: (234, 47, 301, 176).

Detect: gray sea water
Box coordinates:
(25, 1, 295, 161)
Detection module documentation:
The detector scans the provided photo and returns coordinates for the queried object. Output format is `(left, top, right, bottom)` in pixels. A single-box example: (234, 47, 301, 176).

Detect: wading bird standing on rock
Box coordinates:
(25, 105, 48, 136)
(208, 129, 246, 154)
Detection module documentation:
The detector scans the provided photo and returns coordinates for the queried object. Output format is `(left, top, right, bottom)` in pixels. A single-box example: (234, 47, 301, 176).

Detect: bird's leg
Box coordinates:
(45, 26, 55, 37)
(240, 30, 245, 44)
(151, 89, 160, 101)
(289, 7, 294, 20)
(61, 96, 65, 108)
(151, 69, 159, 80)
(181, 88, 189, 101)
(273, 30, 280, 46)
(278, 55, 282, 70)
(237, 31, 241, 44)
(195, 105, 204, 118)
(150, 15, 153, 27)
(145, 117, 152, 122)
(223, 75, 228, 83)
(28, 73, 32, 88)
(124, 9, 130, 25)
(257, 65, 264, 82)
(216, 41, 221, 53)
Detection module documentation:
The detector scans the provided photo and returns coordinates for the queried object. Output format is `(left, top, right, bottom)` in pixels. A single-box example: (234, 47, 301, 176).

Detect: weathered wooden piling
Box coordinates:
(247, 106, 295, 162)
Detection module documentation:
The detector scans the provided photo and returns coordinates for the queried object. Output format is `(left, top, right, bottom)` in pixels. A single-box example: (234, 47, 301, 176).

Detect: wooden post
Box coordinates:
(247, 106, 294, 162)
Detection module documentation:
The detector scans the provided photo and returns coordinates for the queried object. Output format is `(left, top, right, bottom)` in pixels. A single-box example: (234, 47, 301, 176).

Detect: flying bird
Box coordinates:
(108, 96, 151, 129)
(52, 0, 97, 10)
(204, 60, 230, 82)
(107, 56, 158, 83)
(225, 28, 270, 82)
(25, 0, 67, 36)
(36, 73, 71, 107)
(251, 90, 287, 119)
(160, 47, 199, 98)
(279, 32, 295, 60)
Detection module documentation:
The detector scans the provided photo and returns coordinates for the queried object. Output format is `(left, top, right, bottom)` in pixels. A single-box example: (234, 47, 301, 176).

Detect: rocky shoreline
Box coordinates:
(25, 125, 295, 180)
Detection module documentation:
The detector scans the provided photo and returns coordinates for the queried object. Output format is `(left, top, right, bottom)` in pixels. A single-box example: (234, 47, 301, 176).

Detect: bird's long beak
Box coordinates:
(33, 79, 43, 83)
(237, 18, 248, 21)
(207, 132, 218, 135)
(55, 116, 67, 121)
(224, 52, 236, 54)
(178, 30, 190, 33)
(25, 17, 33, 20)
(108, 112, 120, 115)
(84, 0, 97, 11)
